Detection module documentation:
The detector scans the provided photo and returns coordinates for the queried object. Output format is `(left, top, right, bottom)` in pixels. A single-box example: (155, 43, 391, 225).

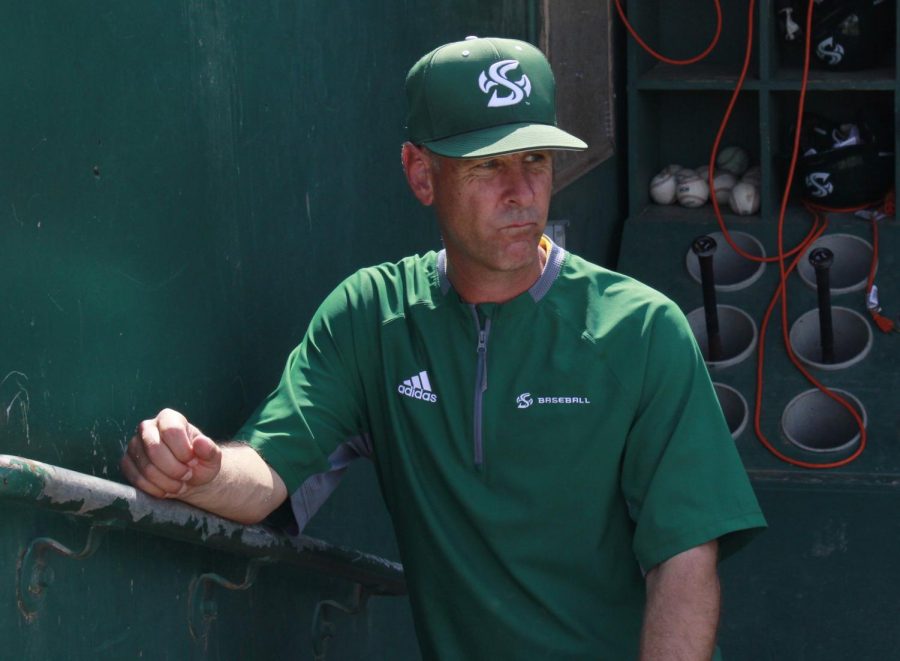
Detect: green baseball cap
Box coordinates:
(405, 36, 587, 158)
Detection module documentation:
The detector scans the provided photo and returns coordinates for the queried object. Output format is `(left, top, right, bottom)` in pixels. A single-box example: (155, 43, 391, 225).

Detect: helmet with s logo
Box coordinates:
(776, 0, 894, 71)
(794, 111, 894, 208)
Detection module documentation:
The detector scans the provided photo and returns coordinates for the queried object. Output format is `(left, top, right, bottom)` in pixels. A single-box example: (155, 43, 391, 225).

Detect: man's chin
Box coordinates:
(495, 240, 545, 272)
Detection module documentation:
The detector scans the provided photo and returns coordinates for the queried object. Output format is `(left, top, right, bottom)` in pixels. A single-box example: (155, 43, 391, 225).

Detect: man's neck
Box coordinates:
(447, 243, 548, 304)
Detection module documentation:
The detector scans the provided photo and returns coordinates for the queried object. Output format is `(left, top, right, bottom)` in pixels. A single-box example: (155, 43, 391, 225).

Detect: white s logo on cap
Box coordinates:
(478, 60, 532, 108)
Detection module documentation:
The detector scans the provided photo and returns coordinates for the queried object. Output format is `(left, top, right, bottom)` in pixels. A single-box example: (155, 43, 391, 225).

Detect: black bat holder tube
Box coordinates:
(782, 248, 872, 453)
(686, 236, 758, 369)
(788, 248, 873, 371)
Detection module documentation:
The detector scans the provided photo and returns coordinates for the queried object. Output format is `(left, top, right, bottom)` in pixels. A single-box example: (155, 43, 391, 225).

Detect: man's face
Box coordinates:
(429, 150, 553, 279)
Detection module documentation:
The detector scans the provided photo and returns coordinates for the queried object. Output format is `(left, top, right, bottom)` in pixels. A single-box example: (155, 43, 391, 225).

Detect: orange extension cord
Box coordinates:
(613, 0, 722, 66)
(613, 0, 891, 468)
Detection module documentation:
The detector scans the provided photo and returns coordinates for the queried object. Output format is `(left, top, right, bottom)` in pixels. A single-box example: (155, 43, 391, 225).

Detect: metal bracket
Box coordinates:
(16, 520, 116, 623)
(188, 556, 274, 648)
(311, 584, 370, 661)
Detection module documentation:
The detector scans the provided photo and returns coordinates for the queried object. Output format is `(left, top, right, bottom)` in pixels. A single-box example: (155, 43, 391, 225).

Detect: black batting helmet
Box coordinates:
(776, 0, 894, 71)
(796, 111, 893, 208)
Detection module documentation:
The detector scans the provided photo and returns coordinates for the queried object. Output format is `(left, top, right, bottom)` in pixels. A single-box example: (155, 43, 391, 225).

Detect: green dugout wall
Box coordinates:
(0, 0, 541, 472)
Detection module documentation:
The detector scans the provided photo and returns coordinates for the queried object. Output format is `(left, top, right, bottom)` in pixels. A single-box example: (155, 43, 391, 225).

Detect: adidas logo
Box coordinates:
(397, 370, 438, 403)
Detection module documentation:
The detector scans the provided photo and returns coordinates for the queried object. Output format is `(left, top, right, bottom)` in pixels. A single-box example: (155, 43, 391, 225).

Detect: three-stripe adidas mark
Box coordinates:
(397, 370, 438, 403)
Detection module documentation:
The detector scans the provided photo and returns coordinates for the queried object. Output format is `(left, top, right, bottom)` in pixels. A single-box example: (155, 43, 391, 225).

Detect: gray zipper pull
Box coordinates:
(477, 319, 490, 390)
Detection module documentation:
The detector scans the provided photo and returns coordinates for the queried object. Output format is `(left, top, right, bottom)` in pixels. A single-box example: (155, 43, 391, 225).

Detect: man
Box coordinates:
(122, 36, 766, 659)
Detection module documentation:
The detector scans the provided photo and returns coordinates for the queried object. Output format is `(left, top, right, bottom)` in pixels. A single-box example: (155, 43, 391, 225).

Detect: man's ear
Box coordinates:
(401, 142, 435, 206)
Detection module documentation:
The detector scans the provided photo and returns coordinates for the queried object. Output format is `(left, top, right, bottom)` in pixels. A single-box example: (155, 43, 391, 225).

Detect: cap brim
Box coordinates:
(424, 122, 587, 158)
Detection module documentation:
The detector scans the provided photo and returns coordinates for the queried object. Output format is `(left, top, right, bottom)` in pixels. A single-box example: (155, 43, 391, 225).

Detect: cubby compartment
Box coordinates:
(768, 1, 896, 81)
(769, 91, 895, 211)
(629, 90, 760, 215)
(627, 0, 760, 82)
(626, 2, 900, 230)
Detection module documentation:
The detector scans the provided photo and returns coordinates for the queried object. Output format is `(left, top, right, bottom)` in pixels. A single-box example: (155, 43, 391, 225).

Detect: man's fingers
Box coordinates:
(190, 433, 219, 462)
(136, 419, 192, 480)
(122, 409, 222, 497)
(183, 433, 222, 485)
(124, 409, 222, 498)
(155, 408, 196, 463)
(120, 453, 169, 498)
(141, 457, 188, 494)
(125, 434, 193, 491)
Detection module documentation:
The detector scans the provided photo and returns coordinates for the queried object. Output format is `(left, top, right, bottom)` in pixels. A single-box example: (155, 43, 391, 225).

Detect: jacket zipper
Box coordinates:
(471, 306, 491, 468)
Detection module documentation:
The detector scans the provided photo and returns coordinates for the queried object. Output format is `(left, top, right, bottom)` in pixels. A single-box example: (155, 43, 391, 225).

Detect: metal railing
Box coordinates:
(0, 454, 406, 597)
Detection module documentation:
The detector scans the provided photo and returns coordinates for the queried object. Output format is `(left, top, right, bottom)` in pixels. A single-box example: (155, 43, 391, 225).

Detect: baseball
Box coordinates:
(663, 164, 683, 175)
(649, 171, 678, 205)
(741, 165, 761, 186)
(711, 171, 737, 204)
(729, 181, 760, 215)
(675, 168, 699, 183)
(676, 175, 710, 208)
(716, 145, 750, 176)
(696, 165, 709, 181)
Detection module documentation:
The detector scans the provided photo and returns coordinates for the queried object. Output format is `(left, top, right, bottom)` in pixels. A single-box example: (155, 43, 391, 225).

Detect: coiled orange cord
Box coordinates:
(613, 0, 722, 65)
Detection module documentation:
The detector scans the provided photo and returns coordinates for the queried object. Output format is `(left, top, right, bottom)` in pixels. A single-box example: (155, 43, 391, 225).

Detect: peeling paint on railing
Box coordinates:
(0, 454, 405, 596)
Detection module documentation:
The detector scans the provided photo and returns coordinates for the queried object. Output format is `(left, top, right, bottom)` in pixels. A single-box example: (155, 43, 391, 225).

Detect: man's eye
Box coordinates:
(477, 160, 498, 170)
(524, 153, 548, 164)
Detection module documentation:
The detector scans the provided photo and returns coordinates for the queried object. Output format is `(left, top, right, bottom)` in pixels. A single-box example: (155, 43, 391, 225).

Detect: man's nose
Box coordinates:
(501, 165, 537, 206)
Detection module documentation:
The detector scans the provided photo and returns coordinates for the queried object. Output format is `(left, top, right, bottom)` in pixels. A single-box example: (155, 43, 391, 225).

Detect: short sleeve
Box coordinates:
(621, 301, 766, 572)
(235, 280, 368, 494)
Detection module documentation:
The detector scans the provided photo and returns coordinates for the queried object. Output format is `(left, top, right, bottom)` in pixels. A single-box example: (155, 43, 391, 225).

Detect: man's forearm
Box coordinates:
(181, 443, 288, 525)
(639, 540, 720, 661)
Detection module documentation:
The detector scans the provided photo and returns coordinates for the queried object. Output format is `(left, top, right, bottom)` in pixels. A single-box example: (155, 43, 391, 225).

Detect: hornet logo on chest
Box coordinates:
(478, 60, 532, 108)
(516, 392, 591, 408)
